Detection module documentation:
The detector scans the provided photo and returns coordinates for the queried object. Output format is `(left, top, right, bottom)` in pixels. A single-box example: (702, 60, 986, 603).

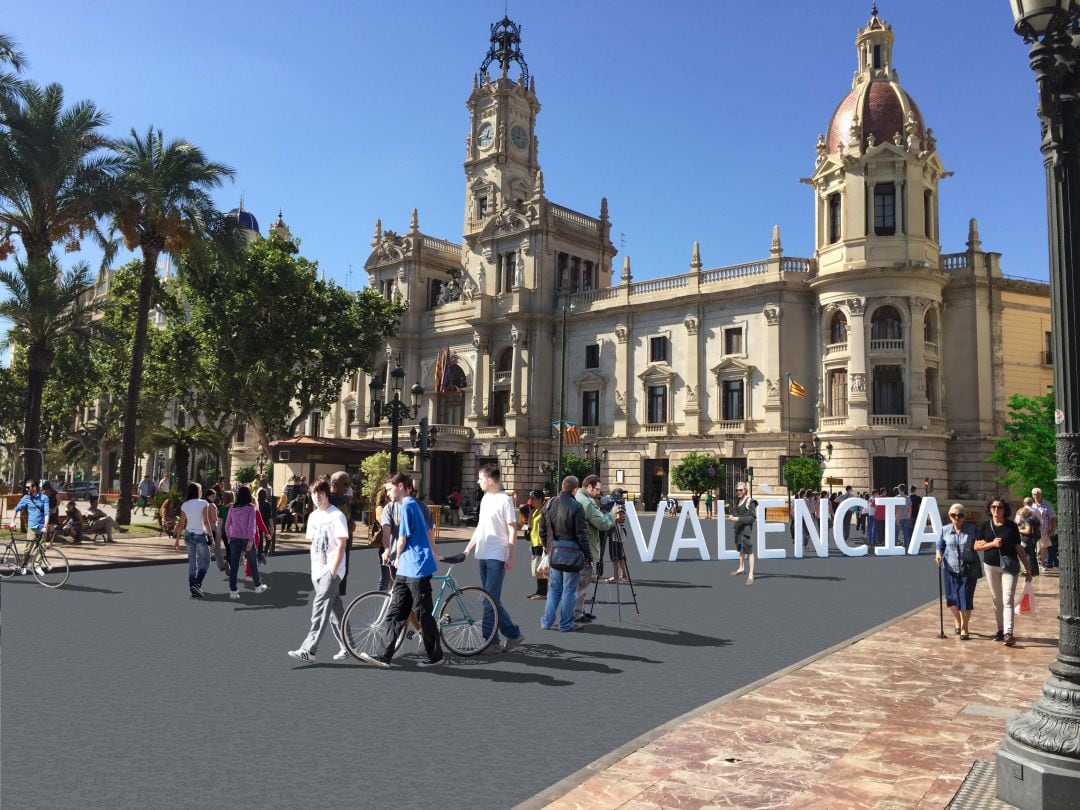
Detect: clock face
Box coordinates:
(511, 125, 528, 150)
(476, 123, 494, 149)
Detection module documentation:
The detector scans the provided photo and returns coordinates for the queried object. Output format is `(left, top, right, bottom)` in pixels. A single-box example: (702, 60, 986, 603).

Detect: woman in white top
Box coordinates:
(175, 482, 214, 598)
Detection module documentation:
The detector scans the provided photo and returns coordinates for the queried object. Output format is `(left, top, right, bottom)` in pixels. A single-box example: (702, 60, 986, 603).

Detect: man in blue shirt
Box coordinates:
(358, 473, 446, 669)
(10, 479, 50, 542)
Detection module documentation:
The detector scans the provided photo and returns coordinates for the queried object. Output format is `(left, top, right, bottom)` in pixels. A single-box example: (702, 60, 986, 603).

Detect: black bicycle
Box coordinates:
(0, 527, 70, 588)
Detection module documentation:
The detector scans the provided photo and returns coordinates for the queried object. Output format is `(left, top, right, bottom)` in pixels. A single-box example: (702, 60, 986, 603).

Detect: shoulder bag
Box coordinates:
(993, 524, 1021, 575)
(958, 532, 982, 580)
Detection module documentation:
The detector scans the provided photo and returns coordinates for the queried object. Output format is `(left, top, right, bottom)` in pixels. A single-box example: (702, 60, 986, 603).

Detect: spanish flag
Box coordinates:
(788, 374, 806, 399)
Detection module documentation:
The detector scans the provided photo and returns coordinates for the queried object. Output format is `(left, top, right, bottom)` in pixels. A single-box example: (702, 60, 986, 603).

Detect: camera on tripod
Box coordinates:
(599, 488, 627, 514)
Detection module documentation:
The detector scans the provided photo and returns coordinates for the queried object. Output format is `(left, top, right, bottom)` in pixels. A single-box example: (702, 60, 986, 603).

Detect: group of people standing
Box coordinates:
(935, 487, 1057, 648)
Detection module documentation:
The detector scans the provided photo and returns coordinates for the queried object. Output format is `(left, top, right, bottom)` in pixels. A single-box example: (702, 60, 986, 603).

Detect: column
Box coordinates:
(508, 324, 521, 416)
(683, 313, 701, 434)
(762, 304, 782, 431)
(471, 332, 485, 423)
(908, 297, 930, 428)
(614, 320, 631, 436)
(847, 298, 869, 428)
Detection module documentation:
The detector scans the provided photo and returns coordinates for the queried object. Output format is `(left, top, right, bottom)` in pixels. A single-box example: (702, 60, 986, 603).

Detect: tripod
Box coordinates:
(589, 519, 640, 622)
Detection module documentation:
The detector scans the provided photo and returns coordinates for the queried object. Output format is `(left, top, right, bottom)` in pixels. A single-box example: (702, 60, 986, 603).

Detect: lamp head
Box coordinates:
(410, 382, 424, 409)
(390, 365, 405, 394)
(1010, 0, 1074, 40)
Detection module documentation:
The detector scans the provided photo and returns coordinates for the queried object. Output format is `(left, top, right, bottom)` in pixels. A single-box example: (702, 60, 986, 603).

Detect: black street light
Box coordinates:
(409, 418, 438, 500)
(555, 301, 575, 484)
(799, 437, 833, 463)
(503, 445, 520, 468)
(369, 365, 423, 474)
(584, 442, 607, 475)
(256, 452, 267, 477)
(999, 3, 1080, 805)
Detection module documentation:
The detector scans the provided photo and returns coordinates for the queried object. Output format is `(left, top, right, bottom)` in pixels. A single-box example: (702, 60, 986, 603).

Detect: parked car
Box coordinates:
(62, 481, 99, 500)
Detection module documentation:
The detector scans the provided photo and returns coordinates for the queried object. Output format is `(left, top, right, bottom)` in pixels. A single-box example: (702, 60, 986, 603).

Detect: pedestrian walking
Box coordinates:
(214, 490, 233, 572)
(727, 481, 757, 585)
(356, 473, 446, 669)
(1030, 487, 1058, 569)
(138, 474, 156, 516)
(175, 482, 215, 598)
(378, 486, 399, 592)
(936, 504, 979, 639)
(974, 498, 1033, 647)
(462, 464, 524, 654)
(288, 479, 349, 664)
(539, 476, 590, 632)
(704, 491, 713, 519)
(223, 486, 269, 600)
(329, 471, 356, 596)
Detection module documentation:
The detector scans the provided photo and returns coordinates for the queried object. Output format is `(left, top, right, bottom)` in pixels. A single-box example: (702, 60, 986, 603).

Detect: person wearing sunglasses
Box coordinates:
(935, 505, 979, 639)
(974, 498, 1032, 647)
(726, 482, 757, 585)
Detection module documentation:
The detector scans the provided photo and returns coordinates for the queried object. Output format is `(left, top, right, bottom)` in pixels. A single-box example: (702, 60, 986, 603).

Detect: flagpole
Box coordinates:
(556, 302, 567, 484)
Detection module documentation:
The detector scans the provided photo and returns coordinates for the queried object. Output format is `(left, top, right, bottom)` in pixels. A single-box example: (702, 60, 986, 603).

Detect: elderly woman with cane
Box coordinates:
(936, 504, 980, 640)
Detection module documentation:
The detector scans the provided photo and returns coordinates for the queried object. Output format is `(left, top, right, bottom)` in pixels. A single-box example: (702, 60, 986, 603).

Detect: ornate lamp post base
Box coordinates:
(998, 675, 1080, 806)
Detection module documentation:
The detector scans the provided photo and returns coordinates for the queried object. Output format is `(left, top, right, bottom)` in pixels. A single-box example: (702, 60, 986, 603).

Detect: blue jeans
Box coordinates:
(228, 538, 261, 591)
(478, 558, 520, 643)
(542, 568, 580, 632)
(185, 532, 210, 587)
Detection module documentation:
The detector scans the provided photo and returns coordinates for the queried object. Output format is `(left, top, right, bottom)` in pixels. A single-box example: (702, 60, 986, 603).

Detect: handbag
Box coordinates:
(991, 524, 1021, 575)
(959, 537, 983, 580)
(550, 539, 585, 573)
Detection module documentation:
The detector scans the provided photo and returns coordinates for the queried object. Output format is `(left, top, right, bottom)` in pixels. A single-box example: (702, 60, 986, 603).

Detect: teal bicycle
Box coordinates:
(342, 552, 498, 658)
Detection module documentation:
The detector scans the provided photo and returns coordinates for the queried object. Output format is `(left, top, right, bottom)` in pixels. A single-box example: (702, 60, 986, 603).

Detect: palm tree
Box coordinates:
(0, 81, 117, 261)
(61, 400, 122, 489)
(0, 256, 98, 479)
(0, 33, 27, 102)
(110, 127, 233, 524)
(141, 424, 220, 496)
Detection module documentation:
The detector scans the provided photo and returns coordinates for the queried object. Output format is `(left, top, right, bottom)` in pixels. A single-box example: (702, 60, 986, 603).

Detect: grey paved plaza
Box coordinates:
(2, 519, 938, 809)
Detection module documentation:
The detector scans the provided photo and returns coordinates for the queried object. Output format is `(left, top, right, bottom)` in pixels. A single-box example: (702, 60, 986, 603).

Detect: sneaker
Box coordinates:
(357, 652, 390, 669)
(117, 526, 129, 533)
(332, 649, 351, 661)
(230, 591, 240, 600)
(1004, 633, 1016, 647)
(527, 593, 545, 600)
(503, 634, 525, 653)
(288, 649, 314, 664)
(993, 630, 1005, 641)
(254, 584, 268, 594)
(479, 642, 504, 655)
(34, 566, 46, 577)
(417, 657, 445, 668)
(189, 584, 201, 597)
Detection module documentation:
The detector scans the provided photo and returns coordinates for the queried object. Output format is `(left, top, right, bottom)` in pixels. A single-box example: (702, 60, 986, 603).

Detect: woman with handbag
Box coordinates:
(974, 498, 1032, 647)
(935, 504, 979, 639)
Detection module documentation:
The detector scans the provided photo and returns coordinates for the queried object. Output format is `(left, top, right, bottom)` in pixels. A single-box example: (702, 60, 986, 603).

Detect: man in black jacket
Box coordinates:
(538, 476, 591, 632)
(726, 482, 757, 585)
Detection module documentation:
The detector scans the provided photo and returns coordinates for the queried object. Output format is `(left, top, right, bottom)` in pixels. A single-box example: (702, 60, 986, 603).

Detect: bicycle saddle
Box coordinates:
(440, 552, 466, 564)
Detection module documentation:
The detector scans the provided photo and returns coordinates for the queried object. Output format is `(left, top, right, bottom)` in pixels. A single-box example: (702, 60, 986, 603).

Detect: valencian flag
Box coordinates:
(432, 347, 452, 393)
(787, 374, 807, 399)
(551, 420, 583, 444)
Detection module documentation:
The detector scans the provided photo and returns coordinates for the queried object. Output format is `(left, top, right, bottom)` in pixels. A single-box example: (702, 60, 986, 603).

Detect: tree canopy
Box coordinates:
(783, 457, 822, 494)
(986, 390, 1057, 503)
(672, 451, 722, 495)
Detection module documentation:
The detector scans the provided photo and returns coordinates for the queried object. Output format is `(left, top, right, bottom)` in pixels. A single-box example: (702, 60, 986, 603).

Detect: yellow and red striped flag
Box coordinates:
(563, 422, 582, 444)
(788, 374, 806, 399)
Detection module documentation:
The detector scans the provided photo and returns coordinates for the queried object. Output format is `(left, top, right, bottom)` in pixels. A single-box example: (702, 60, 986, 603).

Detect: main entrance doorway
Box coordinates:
(643, 459, 669, 510)
(872, 456, 908, 493)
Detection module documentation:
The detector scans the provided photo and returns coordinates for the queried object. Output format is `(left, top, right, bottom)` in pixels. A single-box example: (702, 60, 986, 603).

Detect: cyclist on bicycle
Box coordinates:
(9, 478, 50, 549)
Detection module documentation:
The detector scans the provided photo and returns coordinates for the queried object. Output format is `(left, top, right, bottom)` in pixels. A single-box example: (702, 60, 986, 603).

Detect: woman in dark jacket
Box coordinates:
(974, 498, 1032, 647)
(726, 482, 757, 585)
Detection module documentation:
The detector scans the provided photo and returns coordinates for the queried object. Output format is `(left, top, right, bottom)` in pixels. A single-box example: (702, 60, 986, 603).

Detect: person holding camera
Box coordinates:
(539, 476, 591, 632)
(574, 475, 615, 622)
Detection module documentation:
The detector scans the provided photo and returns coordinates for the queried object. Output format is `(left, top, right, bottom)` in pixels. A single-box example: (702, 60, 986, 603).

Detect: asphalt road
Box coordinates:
(2, 518, 940, 809)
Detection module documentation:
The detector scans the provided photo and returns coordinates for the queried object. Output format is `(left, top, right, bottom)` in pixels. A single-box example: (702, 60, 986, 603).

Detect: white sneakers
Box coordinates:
(332, 649, 351, 660)
(229, 591, 240, 600)
(254, 584, 268, 594)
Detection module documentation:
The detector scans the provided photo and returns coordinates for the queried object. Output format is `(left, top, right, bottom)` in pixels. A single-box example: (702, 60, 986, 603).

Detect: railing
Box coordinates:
(631, 275, 688, 295)
(825, 342, 848, 356)
(550, 203, 600, 234)
(568, 286, 625, 306)
(430, 424, 473, 438)
(942, 253, 968, 272)
(493, 371, 511, 386)
(643, 422, 671, 434)
(475, 426, 505, 438)
(781, 257, 812, 274)
(924, 341, 938, 355)
(929, 416, 946, 429)
(871, 415, 910, 427)
(715, 420, 744, 432)
(421, 235, 461, 255)
(869, 339, 905, 352)
(820, 416, 848, 427)
(700, 260, 769, 283)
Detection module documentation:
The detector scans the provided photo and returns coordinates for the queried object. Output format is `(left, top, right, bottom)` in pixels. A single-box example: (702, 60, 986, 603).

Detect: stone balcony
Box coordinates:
(871, 414, 910, 427)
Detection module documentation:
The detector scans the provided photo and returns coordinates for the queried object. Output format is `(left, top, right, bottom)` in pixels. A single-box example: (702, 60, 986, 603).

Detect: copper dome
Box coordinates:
(825, 80, 924, 154)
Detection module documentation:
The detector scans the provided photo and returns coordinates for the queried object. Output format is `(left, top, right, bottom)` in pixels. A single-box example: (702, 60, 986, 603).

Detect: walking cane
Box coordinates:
(936, 560, 947, 639)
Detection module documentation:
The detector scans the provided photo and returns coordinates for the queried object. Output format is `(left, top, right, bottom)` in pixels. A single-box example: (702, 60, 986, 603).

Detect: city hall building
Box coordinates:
(251, 10, 1052, 508)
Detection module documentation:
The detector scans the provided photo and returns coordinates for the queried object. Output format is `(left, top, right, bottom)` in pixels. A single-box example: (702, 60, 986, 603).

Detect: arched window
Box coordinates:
(436, 363, 468, 426)
(830, 311, 848, 344)
(870, 306, 902, 340)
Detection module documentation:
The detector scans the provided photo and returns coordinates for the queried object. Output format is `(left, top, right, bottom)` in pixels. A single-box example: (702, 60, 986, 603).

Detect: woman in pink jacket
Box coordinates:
(224, 486, 269, 600)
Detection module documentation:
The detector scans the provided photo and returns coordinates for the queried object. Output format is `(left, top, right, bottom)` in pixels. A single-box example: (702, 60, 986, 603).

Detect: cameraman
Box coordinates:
(603, 490, 629, 583)
(574, 475, 620, 622)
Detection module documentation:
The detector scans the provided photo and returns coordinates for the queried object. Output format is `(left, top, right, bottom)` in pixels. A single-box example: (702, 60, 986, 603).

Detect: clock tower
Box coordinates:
(463, 16, 541, 236)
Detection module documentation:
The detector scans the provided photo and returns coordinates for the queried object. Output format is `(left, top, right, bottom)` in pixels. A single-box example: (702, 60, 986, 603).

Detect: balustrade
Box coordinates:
(870, 414, 911, 427)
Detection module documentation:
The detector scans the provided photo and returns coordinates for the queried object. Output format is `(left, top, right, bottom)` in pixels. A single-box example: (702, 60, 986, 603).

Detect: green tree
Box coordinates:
(783, 457, 823, 494)
(0, 256, 98, 478)
(559, 452, 593, 484)
(110, 127, 234, 524)
(360, 451, 411, 503)
(234, 465, 257, 485)
(672, 451, 722, 495)
(0, 81, 117, 261)
(986, 390, 1057, 503)
(141, 424, 220, 497)
(0, 33, 27, 103)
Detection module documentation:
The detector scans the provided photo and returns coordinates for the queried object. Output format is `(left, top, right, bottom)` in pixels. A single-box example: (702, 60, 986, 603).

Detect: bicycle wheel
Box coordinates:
(341, 591, 406, 660)
(0, 544, 18, 578)
(32, 545, 69, 588)
(439, 586, 499, 656)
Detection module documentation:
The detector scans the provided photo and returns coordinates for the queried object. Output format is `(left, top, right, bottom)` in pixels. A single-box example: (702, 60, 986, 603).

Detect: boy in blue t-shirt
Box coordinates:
(358, 473, 445, 669)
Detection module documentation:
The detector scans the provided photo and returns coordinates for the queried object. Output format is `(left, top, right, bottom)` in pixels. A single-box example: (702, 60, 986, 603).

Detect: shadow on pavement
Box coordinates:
(618, 579, 711, 589)
(754, 572, 846, 582)
(1, 579, 123, 595)
(582, 622, 731, 648)
(197, 571, 314, 610)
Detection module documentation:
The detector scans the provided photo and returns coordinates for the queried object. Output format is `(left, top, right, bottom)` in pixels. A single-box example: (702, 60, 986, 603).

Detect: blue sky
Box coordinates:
(6, 0, 1049, 285)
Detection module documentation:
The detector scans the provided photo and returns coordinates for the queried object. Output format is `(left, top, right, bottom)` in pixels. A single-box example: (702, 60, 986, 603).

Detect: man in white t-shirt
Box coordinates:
(463, 464, 524, 654)
(289, 479, 349, 664)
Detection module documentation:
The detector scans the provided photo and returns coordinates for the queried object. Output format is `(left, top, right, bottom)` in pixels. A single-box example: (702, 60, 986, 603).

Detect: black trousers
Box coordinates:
(381, 574, 443, 663)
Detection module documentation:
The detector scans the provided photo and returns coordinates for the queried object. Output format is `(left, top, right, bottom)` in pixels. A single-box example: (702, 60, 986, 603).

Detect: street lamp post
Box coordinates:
(999, 3, 1080, 806)
(409, 418, 438, 500)
(369, 365, 423, 475)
